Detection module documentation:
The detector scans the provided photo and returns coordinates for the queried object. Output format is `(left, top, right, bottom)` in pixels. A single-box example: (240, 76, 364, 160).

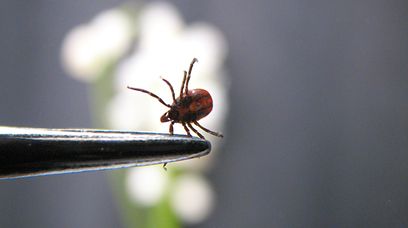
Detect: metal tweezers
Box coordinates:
(0, 126, 210, 180)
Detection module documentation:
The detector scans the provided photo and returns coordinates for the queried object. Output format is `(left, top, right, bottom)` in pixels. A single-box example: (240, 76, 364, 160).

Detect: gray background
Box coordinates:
(1, 0, 408, 227)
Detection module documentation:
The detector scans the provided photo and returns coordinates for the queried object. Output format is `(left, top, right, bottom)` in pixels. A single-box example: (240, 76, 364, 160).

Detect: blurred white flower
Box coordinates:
(138, 2, 184, 52)
(61, 2, 228, 226)
(100, 2, 227, 224)
(170, 173, 214, 224)
(126, 166, 169, 206)
(106, 91, 155, 130)
(61, 9, 133, 82)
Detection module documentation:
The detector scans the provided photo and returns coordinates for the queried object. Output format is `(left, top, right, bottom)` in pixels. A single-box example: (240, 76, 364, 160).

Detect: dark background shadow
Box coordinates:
(1, 0, 408, 227)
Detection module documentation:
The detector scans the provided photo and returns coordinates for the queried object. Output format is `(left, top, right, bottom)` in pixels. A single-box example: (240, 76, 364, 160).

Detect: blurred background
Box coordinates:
(1, 0, 408, 227)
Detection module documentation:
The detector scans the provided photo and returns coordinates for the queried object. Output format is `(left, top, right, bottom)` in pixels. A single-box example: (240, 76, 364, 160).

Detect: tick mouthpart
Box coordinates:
(160, 112, 171, 122)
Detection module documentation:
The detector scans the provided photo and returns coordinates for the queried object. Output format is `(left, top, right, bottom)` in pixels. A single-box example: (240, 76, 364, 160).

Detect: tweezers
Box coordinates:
(0, 126, 210, 180)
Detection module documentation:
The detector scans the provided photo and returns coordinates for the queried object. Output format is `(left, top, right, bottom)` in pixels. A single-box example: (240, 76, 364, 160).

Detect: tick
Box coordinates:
(127, 58, 223, 139)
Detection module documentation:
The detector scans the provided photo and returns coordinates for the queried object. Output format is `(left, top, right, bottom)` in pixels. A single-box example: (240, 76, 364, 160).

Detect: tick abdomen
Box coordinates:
(171, 89, 213, 122)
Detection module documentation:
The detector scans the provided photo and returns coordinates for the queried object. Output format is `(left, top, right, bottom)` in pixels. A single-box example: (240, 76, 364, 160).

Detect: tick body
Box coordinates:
(127, 58, 223, 139)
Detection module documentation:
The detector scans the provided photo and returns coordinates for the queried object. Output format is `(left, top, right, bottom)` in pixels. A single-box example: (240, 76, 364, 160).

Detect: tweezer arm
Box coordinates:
(0, 126, 210, 179)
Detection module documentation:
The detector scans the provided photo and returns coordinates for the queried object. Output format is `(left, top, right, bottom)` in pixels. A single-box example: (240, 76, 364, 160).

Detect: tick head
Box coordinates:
(160, 109, 179, 122)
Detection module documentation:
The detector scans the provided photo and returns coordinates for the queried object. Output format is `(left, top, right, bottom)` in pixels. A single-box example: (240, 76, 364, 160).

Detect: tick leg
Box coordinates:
(169, 121, 175, 135)
(160, 77, 176, 103)
(182, 123, 192, 137)
(187, 122, 205, 139)
(127, 86, 171, 108)
(193, 121, 224, 138)
(185, 58, 198, 94)
(180, 71, 187, 98)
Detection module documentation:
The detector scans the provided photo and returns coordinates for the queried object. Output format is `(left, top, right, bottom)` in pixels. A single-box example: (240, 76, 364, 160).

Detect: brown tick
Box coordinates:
(127, 58, 223, 139)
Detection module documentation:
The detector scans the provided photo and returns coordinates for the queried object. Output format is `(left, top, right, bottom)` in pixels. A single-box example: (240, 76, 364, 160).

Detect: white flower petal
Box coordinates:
(139, 2, 184, 52)
(171, 174, 214, 224)
(126, 166, 169, 206)
(92, 9, 133, 59)
(115, 53, 159, 91)
(106, 91, 156, 130)
(182, 23, 228, 78)
(61, 9, 132, 81)
(61, 25, 103, 81)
